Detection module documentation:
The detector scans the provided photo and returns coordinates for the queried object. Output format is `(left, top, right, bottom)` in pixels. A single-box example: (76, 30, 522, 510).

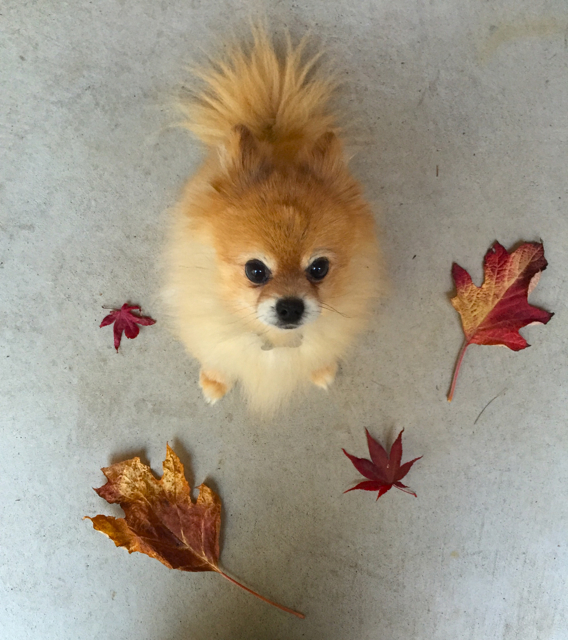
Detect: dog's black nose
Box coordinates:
(275, 297, 305, 325)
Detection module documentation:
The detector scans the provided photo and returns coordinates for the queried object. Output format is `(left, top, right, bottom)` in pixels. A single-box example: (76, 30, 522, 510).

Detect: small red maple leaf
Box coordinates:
(343, 429, 421, 501)
(100, 303, 156, 352)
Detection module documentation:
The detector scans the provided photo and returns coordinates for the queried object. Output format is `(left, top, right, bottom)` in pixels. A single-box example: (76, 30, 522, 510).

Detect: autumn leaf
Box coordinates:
(448, 241, 553, 401)
(100, 303, 156, 352)
(85, 445, 304, 618)
(343, 429, 421, 500)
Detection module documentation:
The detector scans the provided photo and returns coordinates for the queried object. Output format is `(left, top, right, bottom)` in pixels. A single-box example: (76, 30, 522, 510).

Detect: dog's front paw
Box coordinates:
(310, 362, 338, 390)
(199, 370, 231, 405)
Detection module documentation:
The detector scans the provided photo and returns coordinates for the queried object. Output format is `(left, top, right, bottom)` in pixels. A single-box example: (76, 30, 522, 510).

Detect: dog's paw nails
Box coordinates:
(199, 370, 229, 405)
(311, 363, 338, 390)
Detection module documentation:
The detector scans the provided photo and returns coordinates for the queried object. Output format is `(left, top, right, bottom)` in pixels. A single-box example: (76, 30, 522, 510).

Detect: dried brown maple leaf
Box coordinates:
(448, 241, 553, 401)
(100, 303, 156, 352)
(85, 445, 304, 618)
(343, 429, 421, 500)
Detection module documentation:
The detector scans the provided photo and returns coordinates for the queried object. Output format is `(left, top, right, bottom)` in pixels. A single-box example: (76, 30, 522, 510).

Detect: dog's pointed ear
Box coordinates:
(219, 125, 262, 172)
(299, 131, 345, 178)
(214, 125, 273, 192)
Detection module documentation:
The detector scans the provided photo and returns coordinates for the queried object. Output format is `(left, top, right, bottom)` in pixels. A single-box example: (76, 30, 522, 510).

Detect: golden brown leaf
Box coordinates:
(86, 445, 303, 618)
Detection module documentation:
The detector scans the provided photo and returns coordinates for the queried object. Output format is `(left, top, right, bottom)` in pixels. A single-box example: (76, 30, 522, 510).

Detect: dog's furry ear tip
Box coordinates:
(232, 123, 255, 142)
(218, 124, 262, 172)
(214, 126, 273, 192)
(300, 130, 344, 176)
(314, 130, 338, 150)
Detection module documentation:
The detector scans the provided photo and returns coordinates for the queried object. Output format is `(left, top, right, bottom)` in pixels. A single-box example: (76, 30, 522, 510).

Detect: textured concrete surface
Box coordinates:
(2, 1, 568, 638)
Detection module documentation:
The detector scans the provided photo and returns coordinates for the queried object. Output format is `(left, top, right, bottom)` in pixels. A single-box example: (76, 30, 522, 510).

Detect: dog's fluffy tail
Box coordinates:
(179, 27, 336, 148)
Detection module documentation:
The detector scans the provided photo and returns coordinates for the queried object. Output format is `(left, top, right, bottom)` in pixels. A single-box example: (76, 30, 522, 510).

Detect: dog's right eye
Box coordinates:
(245, 259, 271, 285)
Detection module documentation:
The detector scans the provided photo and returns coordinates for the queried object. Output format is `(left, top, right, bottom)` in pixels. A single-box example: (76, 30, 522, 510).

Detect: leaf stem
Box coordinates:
(447, 340, 469, 402)
(217, 569, 305, 619)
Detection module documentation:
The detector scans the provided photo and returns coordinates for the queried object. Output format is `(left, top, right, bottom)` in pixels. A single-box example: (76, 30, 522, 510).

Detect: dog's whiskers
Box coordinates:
(320, 302, 351, 318)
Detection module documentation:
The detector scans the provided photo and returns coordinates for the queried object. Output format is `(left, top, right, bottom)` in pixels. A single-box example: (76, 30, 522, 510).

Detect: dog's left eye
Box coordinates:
(245, 259, 271, 285)
(307, 257, 330, 281)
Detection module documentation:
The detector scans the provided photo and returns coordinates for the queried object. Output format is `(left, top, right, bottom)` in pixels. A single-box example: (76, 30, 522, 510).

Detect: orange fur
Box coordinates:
(164, 28, 381, 415)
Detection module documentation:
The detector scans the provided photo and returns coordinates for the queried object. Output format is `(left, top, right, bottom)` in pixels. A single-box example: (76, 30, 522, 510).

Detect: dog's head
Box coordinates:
(195, 125, 377, 335)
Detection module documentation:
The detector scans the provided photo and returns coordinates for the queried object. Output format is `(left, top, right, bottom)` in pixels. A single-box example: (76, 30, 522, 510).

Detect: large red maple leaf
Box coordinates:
(448, 241, 553, 401)
(343, 429, 421, 500)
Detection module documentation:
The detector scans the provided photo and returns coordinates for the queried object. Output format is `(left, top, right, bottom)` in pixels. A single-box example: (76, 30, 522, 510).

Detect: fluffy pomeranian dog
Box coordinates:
(164, 28, 380, 414)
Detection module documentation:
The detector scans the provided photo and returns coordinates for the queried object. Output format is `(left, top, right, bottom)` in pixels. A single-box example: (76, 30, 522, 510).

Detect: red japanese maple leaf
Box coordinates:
(448, 241, 553, 401)
(100, 303, 156, 352)
(343, 429, 421, 500)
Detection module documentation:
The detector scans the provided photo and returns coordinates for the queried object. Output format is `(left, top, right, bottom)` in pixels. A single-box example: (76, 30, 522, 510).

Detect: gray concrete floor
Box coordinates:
(2, 1, 568, 638)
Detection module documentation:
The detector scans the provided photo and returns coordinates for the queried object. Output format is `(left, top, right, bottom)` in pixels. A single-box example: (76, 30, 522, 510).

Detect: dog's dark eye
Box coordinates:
(307, 257, 329, 281)
(245, 259, 271, 285)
